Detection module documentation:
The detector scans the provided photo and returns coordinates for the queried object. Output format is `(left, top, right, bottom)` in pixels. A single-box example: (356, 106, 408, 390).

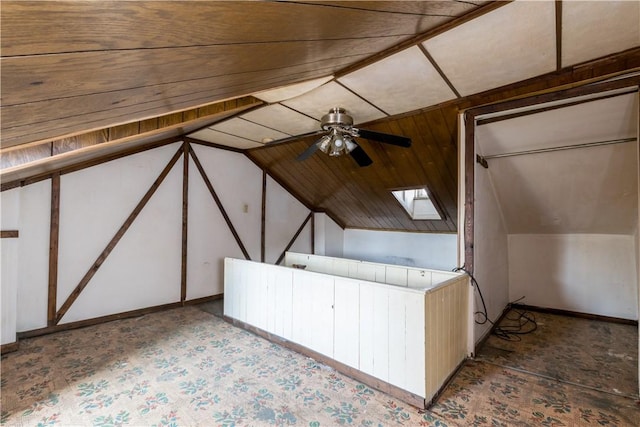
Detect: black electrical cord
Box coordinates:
(454, 266, 538, 341)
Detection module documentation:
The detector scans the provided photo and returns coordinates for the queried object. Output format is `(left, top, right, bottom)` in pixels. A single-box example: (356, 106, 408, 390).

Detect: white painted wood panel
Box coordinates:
(388, 290, 407, 389)
(1, 188, 20, 344)
(371, 285, 390, 382)
(16, 180, 51, 331)
(334, 279, 360, 369)
(405, 293, 426, 396)
(274, 269, 294, 340)
(386, 266, 407, 287)
(407, 269, 432, 289)
(358, 284, 376, 376)
(224, 257, 470, 404)
(1, 239, 18, 345)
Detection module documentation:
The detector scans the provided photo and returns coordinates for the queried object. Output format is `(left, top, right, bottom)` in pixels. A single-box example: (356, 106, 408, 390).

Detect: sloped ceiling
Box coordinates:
(2, 1, 639, 232)
(476, 91, 639, 235)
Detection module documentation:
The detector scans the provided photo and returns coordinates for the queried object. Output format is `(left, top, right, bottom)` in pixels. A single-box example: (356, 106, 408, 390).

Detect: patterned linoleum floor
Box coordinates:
(1, 304, 638, 426)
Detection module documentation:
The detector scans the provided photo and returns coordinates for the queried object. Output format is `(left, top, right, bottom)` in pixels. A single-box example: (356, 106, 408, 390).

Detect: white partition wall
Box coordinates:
(224, 256, 471, 407)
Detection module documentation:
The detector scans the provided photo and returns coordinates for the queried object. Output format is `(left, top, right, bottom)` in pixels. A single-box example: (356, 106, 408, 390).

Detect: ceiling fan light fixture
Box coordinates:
(344, 136, 357, 153)
(329, 129, 345, 156)
(317, 134, 332, 153)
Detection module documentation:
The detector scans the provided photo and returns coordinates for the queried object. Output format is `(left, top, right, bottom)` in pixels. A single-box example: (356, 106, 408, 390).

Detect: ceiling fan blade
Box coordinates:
(296, 141, 321, 161)
(358, 129, 411, 147)
(349, 145, 373, 167)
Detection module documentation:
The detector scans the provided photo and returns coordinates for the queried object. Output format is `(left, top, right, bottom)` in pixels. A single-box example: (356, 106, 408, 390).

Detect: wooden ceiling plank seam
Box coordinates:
(294, 152, 382, 228)
(377, 121, 447, 231)
(400, 115, 458, 217)
(416, 109, 459, 182)
(245, 148, 322, 215)
(358, 124, 426, 229)
(2, 39, 406, 107)
(417, 44, 462, 98)
(337, 164, 411, 230)
(1, 55, 356, 132)
(1, 1, 469, 56)
(0, 62, 350, 147)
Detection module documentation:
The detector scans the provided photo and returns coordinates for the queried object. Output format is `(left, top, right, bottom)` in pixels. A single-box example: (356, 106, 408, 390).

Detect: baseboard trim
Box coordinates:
(17, 294, 224, 339)
(512, 304, 638, 326)
(223, 315, 427, 409)
(1, 341, 19, 355)
(474, 304, 512, 355)
(183, 293, 223, 306)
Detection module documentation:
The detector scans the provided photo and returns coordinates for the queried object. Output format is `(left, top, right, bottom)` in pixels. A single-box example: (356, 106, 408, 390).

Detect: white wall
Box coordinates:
(1, 188, 20, 344)
(473, 161, 510, 343)
(508, 234, 638, 320)
(313, 213, 344, 257)
(58, 143, 183, 323)
(15, 180, 51, 331)
(343, 229, 457, 271)
(1, 141, 313, 332)
(265, 175, 311, 264)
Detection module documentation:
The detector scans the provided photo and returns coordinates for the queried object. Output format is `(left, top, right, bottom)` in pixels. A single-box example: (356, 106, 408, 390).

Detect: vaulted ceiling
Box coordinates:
(2, 1, 639, 232)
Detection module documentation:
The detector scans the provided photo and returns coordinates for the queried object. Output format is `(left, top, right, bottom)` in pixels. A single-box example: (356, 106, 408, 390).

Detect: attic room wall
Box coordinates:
(472, 155, 509, 343)
(313, 213, 344, 257)
(0, 141, 311, 335)
(342, 229, 457, 271)
(473, 89, 639, 322)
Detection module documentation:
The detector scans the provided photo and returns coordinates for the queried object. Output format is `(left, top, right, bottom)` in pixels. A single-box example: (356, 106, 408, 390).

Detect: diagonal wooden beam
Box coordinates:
(189, 146, 251, 260)
(275, 212, 313, 265)
(54, 144, 184, 324)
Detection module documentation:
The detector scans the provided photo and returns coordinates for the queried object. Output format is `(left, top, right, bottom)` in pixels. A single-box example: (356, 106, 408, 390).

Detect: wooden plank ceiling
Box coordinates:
(2, 1, 639, 233)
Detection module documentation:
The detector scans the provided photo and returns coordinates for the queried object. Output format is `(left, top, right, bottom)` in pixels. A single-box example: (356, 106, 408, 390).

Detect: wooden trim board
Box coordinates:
(0, 230, 19, 238)
(1, 342, 19, 355)
(511, 304, 639, 326)
(18, 294, 224, 339)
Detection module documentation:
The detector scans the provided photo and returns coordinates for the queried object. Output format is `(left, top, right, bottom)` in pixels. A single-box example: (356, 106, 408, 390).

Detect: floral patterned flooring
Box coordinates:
(1, 305, 638, 426)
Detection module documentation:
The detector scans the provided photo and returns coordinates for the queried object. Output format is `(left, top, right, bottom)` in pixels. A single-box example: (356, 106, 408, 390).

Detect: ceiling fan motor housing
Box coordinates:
(321, 107, 354, 130)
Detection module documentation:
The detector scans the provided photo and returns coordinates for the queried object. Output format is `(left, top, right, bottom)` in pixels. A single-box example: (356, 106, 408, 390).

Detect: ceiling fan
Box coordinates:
(296, 107, 412, 167)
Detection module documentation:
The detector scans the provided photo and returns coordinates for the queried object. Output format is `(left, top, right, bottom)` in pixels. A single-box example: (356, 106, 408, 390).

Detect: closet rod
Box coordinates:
(483, 137, 637, 160)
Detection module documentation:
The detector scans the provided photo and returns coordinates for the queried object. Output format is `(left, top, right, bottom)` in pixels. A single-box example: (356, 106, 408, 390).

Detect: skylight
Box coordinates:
(391, 188, 443, 220)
